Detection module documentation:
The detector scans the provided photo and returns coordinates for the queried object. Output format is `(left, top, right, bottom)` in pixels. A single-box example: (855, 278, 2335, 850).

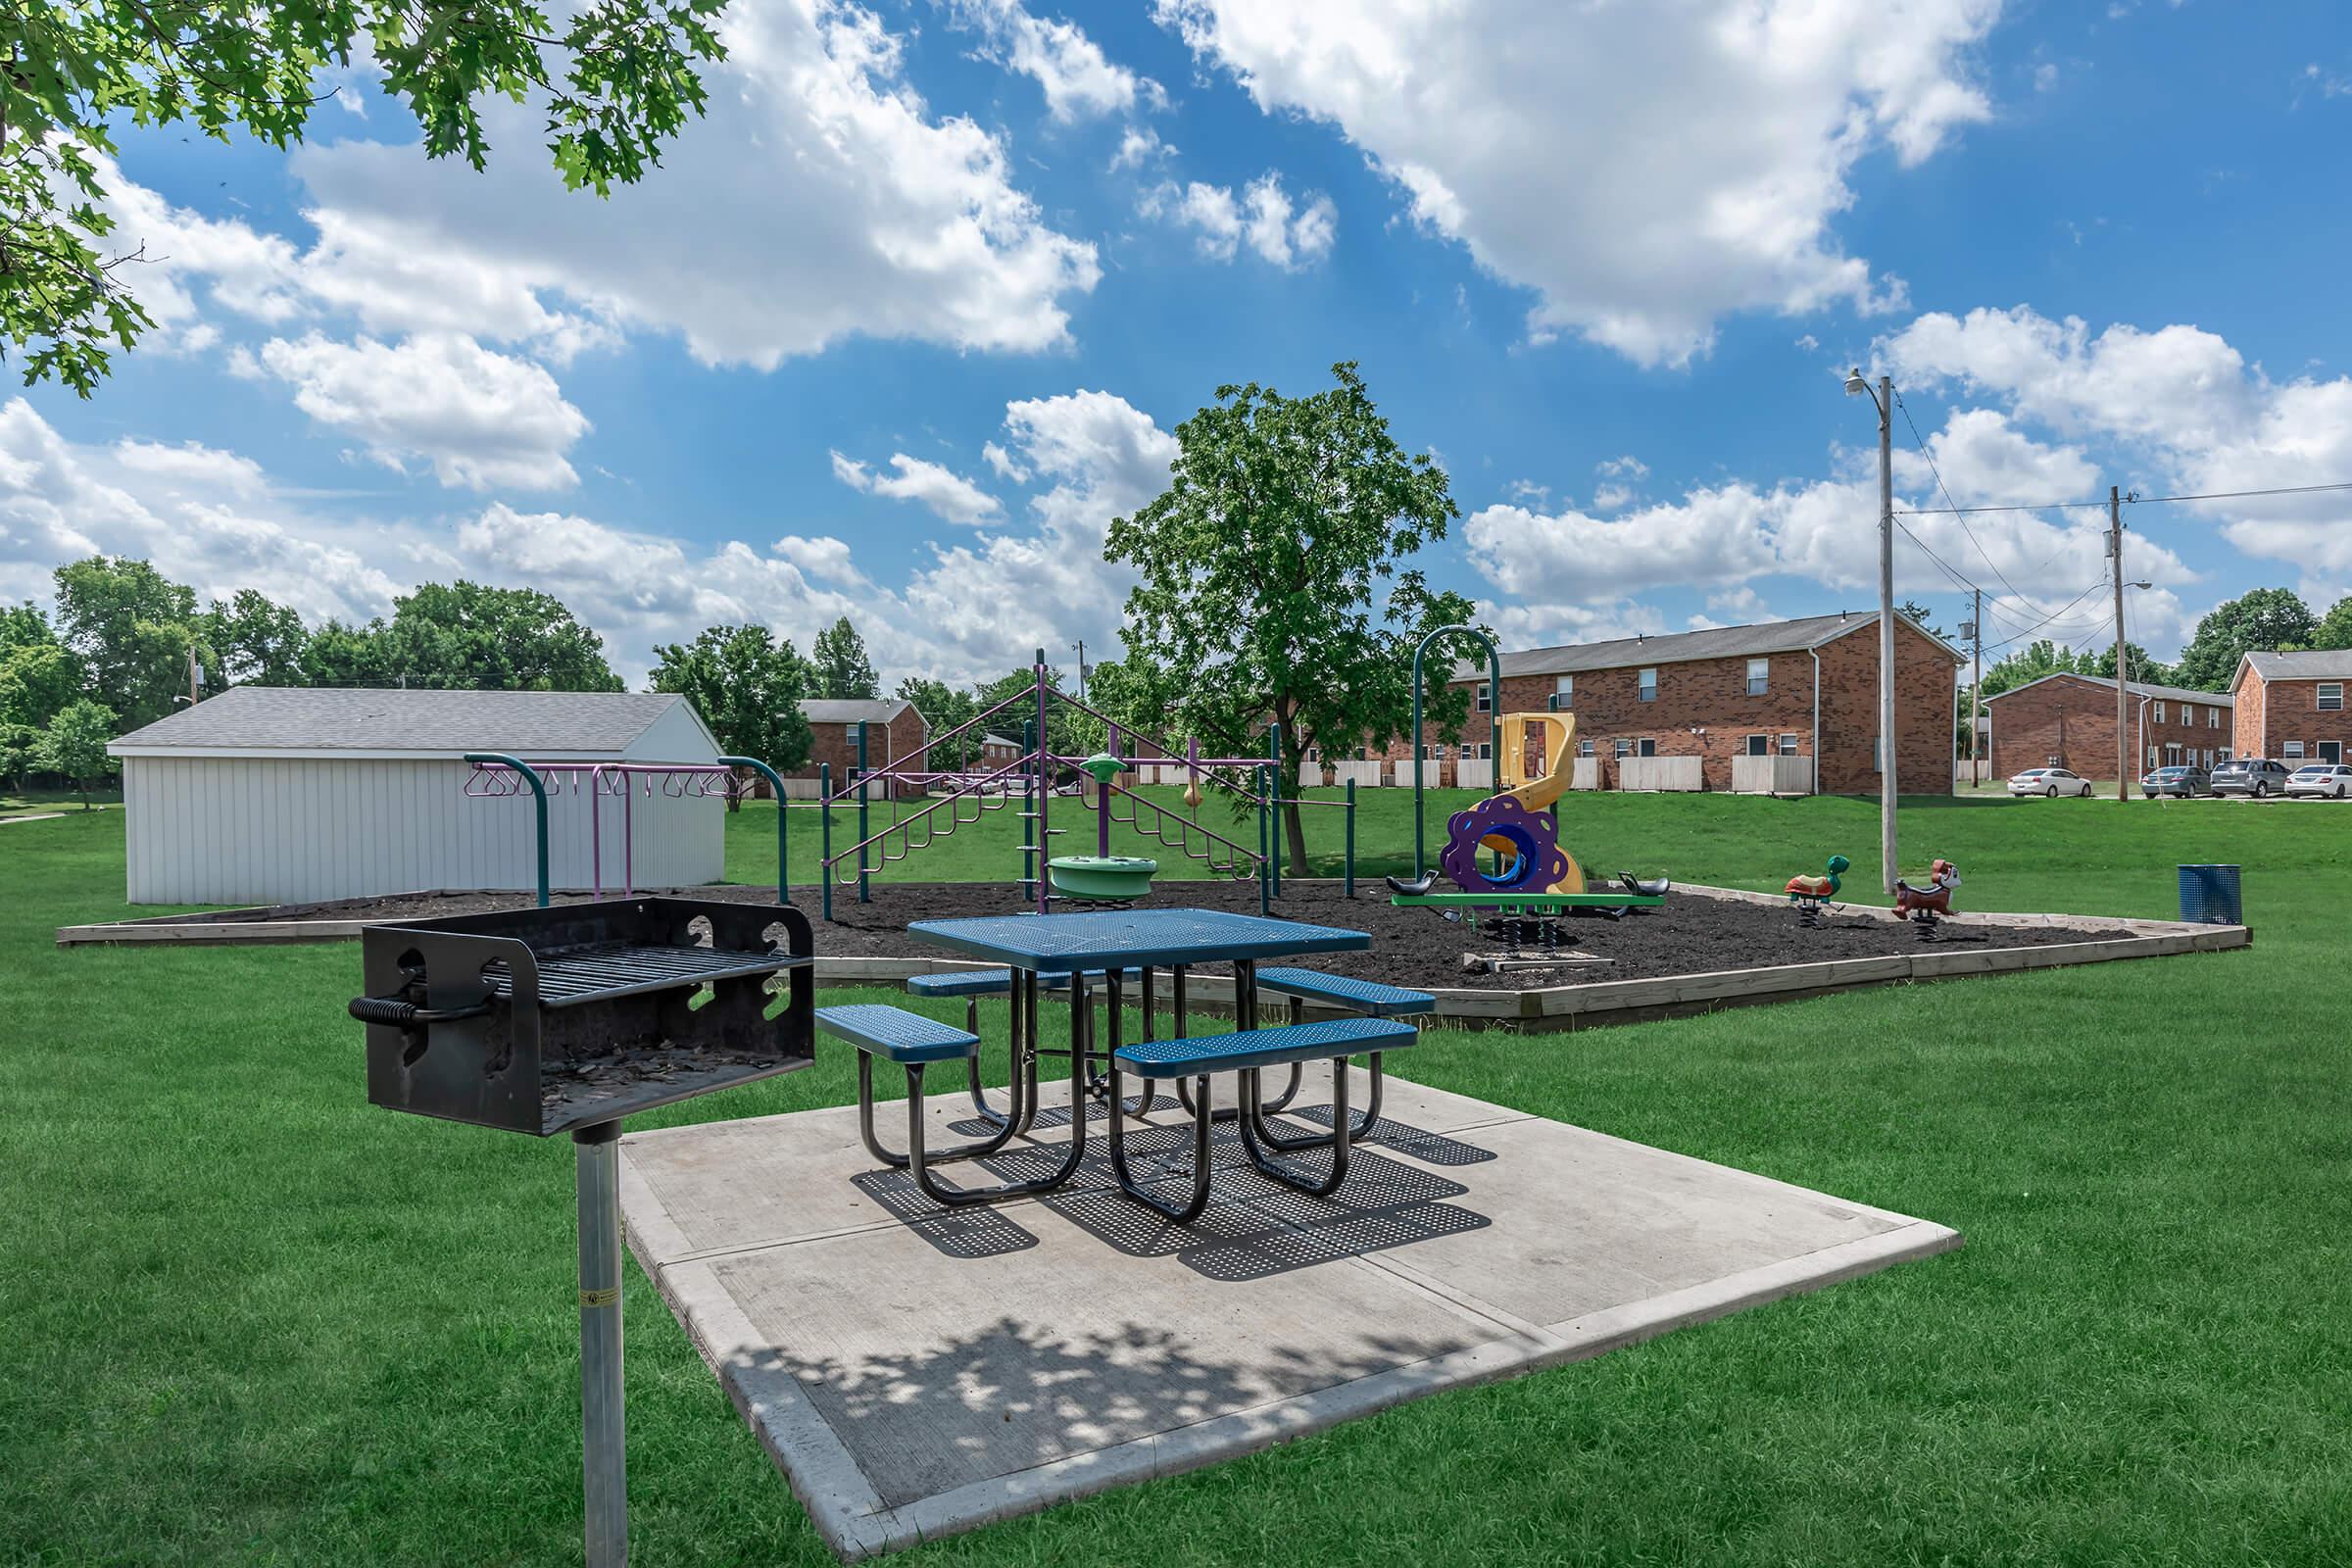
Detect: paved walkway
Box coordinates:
(620, 1072, 1960, 1559)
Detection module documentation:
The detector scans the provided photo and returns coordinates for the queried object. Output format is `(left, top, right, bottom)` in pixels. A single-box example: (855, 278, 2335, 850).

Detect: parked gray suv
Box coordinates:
(2210, 758, 2292, 798)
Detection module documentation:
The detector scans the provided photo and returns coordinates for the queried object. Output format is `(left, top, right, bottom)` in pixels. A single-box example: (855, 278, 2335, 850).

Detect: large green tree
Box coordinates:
(38, 698, 118, 808)
(202, 589, 310, 687)
(1975, 639, 2092, 700)
(52, 556, 211, 728)
(895, 676, 978, 771)
(1105, 363, 1473, 870)
(2174, 588, 2317, 691)
(4, 0, 726, 394)
(299, 618, 396, 687)
(2309, 595, 2352, 652)
(2084, 641, 2177, 689)
(649, 624, 813, 808)
(0, 603, 83, 728)
(810, 616, 879, 701)
(358, 581, 622, 691)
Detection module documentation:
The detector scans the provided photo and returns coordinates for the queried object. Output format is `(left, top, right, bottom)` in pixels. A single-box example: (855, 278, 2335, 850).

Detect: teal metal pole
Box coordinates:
(717, 756, 788, 902)
(466, 753, 548, 907)
(818, 762, 833, 921)
(1256, 764, 1271, 916)
(1266, 721, 1283, 896)
(1345, 777, 1356, 898)
(1033, 648, 1051, 914)
(1408, 625, 1502, 880)
(1019, 716, 1038, 897)
(854, 723, 871, 904)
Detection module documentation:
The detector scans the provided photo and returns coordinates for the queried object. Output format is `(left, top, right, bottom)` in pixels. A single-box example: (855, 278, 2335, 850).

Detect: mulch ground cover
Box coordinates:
(157, 878, 2135, 991)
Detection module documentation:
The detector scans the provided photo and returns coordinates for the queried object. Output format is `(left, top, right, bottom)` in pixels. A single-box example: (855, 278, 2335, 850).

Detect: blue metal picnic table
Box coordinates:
(905, 907, 1373, 1139)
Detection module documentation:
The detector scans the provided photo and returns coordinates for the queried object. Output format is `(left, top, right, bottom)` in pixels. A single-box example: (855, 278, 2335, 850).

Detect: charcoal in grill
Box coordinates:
(351, 897, 815, 1135)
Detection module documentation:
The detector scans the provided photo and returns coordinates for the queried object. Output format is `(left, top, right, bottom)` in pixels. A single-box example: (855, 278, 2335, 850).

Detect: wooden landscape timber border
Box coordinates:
(56, 882, 2249, 1033)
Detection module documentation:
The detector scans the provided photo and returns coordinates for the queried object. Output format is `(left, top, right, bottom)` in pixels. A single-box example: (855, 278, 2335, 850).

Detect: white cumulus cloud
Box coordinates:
(1143, 172, 1337, 268)
(1155, 0, 1999, 365)
(831, 450, 1005, 525)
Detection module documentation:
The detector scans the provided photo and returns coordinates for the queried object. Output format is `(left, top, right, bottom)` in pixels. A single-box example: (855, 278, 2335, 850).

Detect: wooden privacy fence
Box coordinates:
(1731, 755, 1817, 795)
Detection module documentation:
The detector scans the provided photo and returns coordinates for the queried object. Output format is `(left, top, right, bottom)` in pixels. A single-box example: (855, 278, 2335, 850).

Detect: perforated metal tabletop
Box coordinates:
(906, 907, 1371, 973)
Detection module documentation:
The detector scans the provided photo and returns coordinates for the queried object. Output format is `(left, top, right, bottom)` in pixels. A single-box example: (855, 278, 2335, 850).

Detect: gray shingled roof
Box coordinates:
(110, 686, 695, 755)
(1451, 610, 1958, 681)
(1983, 671, 2231, 708)
(802, 698, 914, 725)
(2241, 650, 2352, 682)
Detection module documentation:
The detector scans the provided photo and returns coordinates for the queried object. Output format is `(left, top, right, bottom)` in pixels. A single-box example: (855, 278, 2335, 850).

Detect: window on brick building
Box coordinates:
(1554, 675, 1573, 705)
(2210, 707, 2221, 728)
(2146, 746, 2158, 768)
(2153, 701, 2166, 723)
(1475, 743, 1492, 760)
(1612, 738, 1633, 759)
(1638, 737, 1657, 758)
(1578, 738, 1594, 757)
(1475, 682, 1492, 713)
(1745, 658, 1768, 696)
(2201, 748, 2213, 768)
(2283, 740, 2305, 760)
(1778, 733, 1799, 755)
(1745, 734, 1769, 756)
(1638, 666, 1657, 702)
(2321, 683, 2343, 711)
(2181, 703, 2196, 726)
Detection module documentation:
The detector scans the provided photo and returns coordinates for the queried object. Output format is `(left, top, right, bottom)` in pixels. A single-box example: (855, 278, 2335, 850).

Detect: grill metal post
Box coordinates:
(575, 1120, 627, 1567)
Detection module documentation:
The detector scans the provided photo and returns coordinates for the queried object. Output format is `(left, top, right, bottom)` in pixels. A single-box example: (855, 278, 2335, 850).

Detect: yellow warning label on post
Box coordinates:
(579, 1286, 619, 1308)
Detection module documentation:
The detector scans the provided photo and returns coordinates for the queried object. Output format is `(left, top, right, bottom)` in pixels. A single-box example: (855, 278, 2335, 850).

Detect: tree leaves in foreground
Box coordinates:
(1105, 362, 1474, 869)
(2, 0, 727, 394)
(650, 624, 813, 808)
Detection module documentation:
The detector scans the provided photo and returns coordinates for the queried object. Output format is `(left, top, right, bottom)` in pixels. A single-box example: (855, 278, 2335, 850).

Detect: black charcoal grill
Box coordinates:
(351, 897, 815, 1135)
(350, 895, 816, 1568)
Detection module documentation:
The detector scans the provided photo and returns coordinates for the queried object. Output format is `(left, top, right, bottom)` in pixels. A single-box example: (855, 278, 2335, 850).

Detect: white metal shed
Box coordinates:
(108, 688, 727, 906)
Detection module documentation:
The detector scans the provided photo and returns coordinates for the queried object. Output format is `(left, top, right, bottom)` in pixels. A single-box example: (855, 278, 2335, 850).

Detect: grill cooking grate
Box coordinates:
(484, 943, 812, 1007)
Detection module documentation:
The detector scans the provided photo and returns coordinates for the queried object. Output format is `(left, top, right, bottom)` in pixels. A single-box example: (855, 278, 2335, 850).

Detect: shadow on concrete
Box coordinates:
(737, 1314, 1478, 1511)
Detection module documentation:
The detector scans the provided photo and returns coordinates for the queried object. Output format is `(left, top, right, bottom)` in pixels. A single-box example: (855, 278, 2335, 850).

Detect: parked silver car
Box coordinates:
(2284, 762, 2352, 799)
(2140, 765, 2208, 799)
(2211, 758, 2292, 798)
(2008, 766, 2095, 798)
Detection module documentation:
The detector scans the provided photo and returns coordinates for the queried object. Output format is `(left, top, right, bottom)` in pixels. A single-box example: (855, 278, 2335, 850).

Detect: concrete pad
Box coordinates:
(621, 1079, 1959, 1560)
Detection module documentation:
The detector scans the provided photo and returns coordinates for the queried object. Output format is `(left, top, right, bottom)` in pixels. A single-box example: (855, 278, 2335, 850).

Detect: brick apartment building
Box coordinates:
(787, 698, 930, 799)
(1984, 673, 2232, 781)
(1361, 611, 1960, 794)
(2230, 651, 2352, 765)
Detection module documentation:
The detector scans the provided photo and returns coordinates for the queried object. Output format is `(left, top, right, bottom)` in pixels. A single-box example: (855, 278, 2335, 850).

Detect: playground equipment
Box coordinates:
(812, 650, 1357, 919)
(1785, 854, 1850, 927)
(1893, 858, 1962, 940)
(461, 753, 791, 906)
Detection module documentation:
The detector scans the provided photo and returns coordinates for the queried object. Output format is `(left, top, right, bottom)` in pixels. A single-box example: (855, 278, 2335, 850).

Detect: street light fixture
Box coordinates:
(1844, 368, 1897, 893)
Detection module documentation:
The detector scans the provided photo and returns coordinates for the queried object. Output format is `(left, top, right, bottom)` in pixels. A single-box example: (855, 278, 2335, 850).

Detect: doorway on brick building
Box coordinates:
(2323, 742, 2342, 764)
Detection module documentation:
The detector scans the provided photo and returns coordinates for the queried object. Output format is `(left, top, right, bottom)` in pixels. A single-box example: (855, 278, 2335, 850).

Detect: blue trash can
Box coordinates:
(2178, 863, 2242, 925)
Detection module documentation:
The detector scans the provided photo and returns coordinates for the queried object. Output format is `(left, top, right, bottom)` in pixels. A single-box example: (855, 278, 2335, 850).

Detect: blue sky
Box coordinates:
(6, 0, 2350, 685)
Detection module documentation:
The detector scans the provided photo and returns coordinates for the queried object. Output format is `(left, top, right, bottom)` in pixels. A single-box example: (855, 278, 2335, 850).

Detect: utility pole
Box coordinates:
(187, 645, 200, 706)
(1968, 588, 1982, 787)
(1844, 368, 1897, 887)
(1070, 639, 1087, 703)
(2110, 485, 2128, 802)
(1875, 374, 1897, 889)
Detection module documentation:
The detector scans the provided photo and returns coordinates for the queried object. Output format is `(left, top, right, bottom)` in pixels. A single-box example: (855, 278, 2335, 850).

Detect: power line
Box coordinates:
(1978, 576, 2113, 656)
(1897, 477, 2352, 517)
(1893, 391, 2031, 603)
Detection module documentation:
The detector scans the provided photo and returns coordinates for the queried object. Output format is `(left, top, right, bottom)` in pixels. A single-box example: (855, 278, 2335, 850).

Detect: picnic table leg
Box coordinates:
(907, 1048, 1089, 1206)
(962, 990, 1014, 1130)
(1251, 1051, 1386, 1149)
(1179, 959, 1301, 1118)
(1102, 969, 1158, 1118)
(1013, 967, 1045, 1139)
(1108, 1058, 1212, 1224)
(858, 1051, 1021, 1170)
(1238, 1058, 1350, 1197)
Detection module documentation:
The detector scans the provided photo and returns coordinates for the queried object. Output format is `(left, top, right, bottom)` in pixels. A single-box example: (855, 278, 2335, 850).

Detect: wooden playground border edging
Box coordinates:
(56, 882, 2248, 1033)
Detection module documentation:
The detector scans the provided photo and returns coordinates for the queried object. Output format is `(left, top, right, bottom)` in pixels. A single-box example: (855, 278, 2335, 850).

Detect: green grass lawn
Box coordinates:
(0, 784, 117, 818)
(5, 795, 2349, 1565)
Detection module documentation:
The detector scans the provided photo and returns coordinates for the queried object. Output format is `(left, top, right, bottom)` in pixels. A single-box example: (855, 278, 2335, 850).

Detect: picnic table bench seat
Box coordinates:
(1251, 968, 1437, 1018)
(1111, 1016, 1416, 1078)
(1109, 1016, 1416, 1224)
(819, 1004, 1085, 1207)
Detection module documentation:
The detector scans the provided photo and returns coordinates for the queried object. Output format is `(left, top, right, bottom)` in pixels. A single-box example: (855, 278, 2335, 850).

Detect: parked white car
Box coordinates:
(2284, 762, 2352, 799)
(2008, 767, 2095, 798)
